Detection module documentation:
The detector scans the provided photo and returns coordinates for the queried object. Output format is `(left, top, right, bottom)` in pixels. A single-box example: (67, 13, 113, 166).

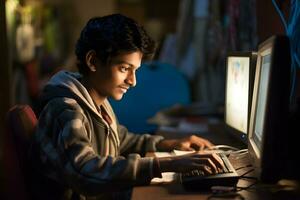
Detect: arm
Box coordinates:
(156, 135, 214, 151)
(118, 124, 164, 156)
(155, 135, 222, 174)
(34, 100, 157, 196)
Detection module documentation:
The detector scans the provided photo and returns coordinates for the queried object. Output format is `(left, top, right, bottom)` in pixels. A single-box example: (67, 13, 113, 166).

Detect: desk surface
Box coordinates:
(132, 119, 300, 200)
(132, 183, 300, 200)
(132, 153, 300, 200)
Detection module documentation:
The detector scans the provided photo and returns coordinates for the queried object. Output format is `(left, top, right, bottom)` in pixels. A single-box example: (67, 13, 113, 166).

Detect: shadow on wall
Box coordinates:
(109, 61, 191, 134)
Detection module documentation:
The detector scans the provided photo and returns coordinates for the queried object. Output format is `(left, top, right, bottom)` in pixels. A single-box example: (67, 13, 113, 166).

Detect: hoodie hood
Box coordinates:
(40, 70, 100, 116)
(39, 70, 121, 148)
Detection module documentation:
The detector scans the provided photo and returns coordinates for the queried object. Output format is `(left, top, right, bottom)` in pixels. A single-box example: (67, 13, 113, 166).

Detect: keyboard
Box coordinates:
(180, 153, 239, 190)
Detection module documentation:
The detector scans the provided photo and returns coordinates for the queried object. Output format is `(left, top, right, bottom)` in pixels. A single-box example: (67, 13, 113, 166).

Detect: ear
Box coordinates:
(85, 50, 97, 72)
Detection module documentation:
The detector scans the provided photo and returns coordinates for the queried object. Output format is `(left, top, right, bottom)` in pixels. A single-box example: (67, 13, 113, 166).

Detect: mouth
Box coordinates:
(119, 86, 129, 93)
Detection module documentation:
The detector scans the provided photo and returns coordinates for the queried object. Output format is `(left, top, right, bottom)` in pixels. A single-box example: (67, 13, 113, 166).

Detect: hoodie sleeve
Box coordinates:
(118, 124, 164, 156)
(34, 98, 158, 196)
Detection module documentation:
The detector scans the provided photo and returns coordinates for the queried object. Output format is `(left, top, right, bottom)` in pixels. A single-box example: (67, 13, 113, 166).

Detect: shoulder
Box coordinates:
(45, 97, 82, 112)
(40, 97, 86, 123)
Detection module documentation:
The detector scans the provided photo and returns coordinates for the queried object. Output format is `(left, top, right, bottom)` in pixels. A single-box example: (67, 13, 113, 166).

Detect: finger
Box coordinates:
(188, 141, 205, 151)
(197, 165, 213, 175)
(199, 144, 205, 151)
(195, 153, 224, 169)
(190, 143, 201, 151)
(211, 154, 225, 169)
(203, 165, 214, 175)
(192, 138, 213, 150)
(217, 167, 224, 173)
(192, 136, 214, 147)
(193, 157, 218, 174)
(189, 154, 224, 173)
(206, 159, 218, 174)
(202, 139, 214, 148)
(180, 146, 195, 151)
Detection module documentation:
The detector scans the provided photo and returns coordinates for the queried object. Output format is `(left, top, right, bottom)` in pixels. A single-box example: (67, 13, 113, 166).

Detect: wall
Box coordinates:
(72, 0, 116, 52)
(256, 0, 289, 42)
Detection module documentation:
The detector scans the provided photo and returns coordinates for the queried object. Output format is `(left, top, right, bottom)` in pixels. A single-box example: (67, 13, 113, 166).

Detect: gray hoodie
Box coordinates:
(31, 70, 164, 200)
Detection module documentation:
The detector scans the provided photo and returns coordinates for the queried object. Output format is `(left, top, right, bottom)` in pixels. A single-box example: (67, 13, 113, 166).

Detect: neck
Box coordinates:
(81, 76, 106, 107)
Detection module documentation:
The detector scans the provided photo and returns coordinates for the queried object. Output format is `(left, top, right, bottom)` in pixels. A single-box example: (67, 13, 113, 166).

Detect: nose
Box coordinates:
(125, 71, 137, 87)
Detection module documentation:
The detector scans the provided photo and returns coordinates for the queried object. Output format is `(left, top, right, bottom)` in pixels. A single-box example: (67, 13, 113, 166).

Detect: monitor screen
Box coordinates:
(248, 35, 290, 183)
(253, 52, 271, 151)
(225, 52, 256, 144)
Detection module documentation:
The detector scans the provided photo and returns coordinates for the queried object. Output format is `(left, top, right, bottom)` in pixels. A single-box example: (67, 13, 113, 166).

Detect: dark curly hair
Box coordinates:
(75, 14, 156, 75)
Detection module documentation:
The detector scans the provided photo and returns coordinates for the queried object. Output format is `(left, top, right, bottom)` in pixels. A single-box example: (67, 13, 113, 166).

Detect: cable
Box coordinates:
(271, 0, 288, 32)
(236, 181, 258, 192)
(289, 1, 300, 99)
(210, 145, 239, 151)
(230, 149, 248, 154)
(272, 0, 300, 101)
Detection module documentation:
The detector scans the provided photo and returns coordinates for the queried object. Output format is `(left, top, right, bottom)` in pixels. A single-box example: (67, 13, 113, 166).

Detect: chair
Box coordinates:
(3, 105, 37, 200)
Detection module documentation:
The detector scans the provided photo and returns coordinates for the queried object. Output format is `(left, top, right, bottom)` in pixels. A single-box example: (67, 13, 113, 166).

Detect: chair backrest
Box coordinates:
(3, 105, 37, 200)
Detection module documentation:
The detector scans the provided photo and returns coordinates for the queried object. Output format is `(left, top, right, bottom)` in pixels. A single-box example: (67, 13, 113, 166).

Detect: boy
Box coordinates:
(31, 14, 223, 200)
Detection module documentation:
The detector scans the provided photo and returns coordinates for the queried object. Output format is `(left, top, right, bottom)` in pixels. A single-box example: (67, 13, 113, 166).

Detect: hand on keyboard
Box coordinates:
(180, 153, 240, 190)
(158, 151, 225, 174)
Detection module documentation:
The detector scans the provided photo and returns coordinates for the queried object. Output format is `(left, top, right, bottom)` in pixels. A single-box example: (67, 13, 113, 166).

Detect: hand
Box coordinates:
(156, 135, 213, 152)
(158, 152, 224, 174)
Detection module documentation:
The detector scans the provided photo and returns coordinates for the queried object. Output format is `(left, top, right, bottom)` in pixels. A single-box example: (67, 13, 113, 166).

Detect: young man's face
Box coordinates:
(92, 51, 142, 101)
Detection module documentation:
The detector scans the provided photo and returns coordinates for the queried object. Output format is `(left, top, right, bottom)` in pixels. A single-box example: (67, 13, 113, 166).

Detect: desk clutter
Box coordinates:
(148, 103, 223, 135)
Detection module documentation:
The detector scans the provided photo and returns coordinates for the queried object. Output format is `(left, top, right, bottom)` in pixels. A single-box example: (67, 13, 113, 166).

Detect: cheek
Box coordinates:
(112, 72, 126, 84)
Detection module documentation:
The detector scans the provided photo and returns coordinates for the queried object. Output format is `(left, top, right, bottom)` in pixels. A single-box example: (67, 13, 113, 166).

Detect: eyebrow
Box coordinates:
(115, 60, 140, 69)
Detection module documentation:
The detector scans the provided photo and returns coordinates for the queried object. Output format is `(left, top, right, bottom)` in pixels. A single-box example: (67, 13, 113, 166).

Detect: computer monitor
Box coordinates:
(225, 52, 257, 144)
(247, 35, 291, 183)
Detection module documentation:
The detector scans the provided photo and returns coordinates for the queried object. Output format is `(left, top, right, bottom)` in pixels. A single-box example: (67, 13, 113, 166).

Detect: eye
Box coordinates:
(120, 66, 129, 73)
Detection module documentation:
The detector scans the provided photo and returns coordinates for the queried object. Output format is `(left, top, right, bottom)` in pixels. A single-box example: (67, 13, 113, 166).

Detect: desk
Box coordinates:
(132, 153, 300, 200)
(132, 118, 300, 200)
(132, 183, 300, 200)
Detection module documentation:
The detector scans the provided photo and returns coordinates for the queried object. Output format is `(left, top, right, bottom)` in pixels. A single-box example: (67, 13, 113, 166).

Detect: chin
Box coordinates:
(112, 94, 124, 101)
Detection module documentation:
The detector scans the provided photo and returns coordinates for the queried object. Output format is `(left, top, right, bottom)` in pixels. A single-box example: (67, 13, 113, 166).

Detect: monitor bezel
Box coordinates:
(224, 51, 257, 145)
(247, 35, 291, 183)
(247, 46, 272, 172)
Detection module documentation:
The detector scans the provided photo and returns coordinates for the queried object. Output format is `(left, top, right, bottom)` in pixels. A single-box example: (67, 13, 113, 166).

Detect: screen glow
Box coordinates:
(225, 56, 250, 134)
